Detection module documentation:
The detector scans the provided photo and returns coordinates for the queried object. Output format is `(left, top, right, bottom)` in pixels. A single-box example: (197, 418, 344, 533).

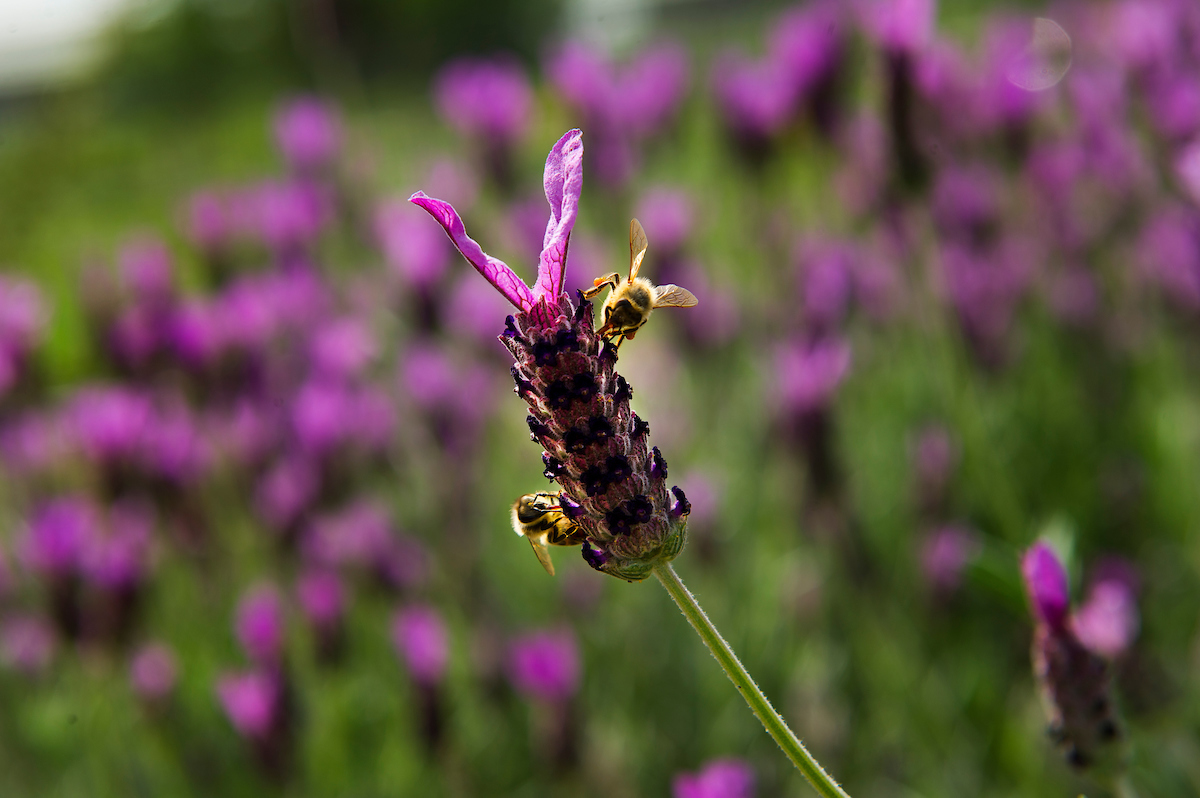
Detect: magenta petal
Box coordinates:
(535, 129, 585, 302)
(1021, 542, 1069, 628)
(409, 192, 534, 310)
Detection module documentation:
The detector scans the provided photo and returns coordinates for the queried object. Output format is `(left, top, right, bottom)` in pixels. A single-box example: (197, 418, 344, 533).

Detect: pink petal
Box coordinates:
(409, 192, 534, 310)
(535, 129, 585, 302)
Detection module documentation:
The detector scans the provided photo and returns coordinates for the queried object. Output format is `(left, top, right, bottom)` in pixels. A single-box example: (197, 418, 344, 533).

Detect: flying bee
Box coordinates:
(510, 492, 588, 576)
(582, 218, 698, 348)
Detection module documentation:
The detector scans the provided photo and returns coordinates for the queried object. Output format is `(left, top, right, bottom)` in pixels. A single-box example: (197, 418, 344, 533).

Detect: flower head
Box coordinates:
(217, 669, 279, 739)
(507, 629, 580, 702)
(411, 130, 689, 580)
(235, 585, 285, 665)
(673, 758, 755, 798)
(273, 96, 342, 172)
(391, 605, 449, 687)
(130, 643, 178, 701)
(434, 57, 533, 146)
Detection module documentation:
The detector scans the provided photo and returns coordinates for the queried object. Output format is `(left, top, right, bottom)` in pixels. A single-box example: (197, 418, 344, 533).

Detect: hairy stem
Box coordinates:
(652, 562, 852, 798)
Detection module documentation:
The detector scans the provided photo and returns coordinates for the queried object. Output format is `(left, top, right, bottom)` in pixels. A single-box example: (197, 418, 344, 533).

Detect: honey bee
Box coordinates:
(511, 492, 588, 576)
(582, 218, 698, 348)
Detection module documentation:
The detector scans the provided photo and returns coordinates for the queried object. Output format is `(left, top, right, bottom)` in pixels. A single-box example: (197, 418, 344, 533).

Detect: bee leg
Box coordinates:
(582, 273, 621, 300)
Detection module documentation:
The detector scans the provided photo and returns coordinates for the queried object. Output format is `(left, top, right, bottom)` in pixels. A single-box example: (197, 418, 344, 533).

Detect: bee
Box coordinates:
(510, 492, 588, 576)
(582, 218, 698, 348)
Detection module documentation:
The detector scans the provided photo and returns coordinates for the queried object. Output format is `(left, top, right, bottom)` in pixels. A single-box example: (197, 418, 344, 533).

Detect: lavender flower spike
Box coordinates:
(411, 130, 688, 580)
(409, 129, 584, 314)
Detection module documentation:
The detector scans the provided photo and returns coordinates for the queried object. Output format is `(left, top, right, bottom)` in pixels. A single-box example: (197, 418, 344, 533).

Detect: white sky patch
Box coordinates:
(0, 0, 140, 90)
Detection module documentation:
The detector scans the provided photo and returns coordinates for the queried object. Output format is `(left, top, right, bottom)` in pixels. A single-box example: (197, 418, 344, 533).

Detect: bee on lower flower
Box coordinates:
(511, 492, 587, 576)
(583, 219, 698, 348)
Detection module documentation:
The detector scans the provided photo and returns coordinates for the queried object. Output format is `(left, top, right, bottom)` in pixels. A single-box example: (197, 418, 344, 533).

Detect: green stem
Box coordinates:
(1114, 774, 1140, 798)
(652, 562, 852, 798)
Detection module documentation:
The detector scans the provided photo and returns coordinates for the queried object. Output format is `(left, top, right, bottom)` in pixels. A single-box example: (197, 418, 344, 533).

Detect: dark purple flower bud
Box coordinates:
(216, 669, 279, 739)
(670, 486, 692, 519)
(130, 642, 178, 701)
(391, 605, 449, 688)
(673, 758, 756, 798)
(236, 585, 285, 665)
(0, 615, 56, 675)
(508, 629, 580, 702)
(273, 96, 342, 172)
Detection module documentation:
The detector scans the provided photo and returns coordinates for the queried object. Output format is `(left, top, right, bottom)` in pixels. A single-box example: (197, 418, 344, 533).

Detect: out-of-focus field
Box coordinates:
(0, 2, 1198, 797)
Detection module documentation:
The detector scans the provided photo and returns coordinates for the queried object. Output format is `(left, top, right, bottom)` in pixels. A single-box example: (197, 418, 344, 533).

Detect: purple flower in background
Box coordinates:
(235, 585, 285, 665)
(1175, 139, 1200, 207)
(796, 239, 857, 331)
(119, 237, 175, 306)
(635, 187, 694, 255)
(249, 180, 331, 252)
(0, 411, 68, 477)
(302, 498, 394, 569)
(547, 41, 689, 187)
(141, 400, 211, 484)
(375, 199, 452, 290)
(774, 337, 853, 416)
(0, 615, 56, 674)
(69, 385, 152, 464)
(768, 1, 844, 97)
(391, 605, 449, 687)
(673, 758, 756, 798)
(20, 497, 97, 578)
(435, 57, 533, 146)
(0, 276, 44, 396)
(217, 669, 279, 739)
(296, 570, 344, 629)
(859, 0, 936, 53)
(273, 96, 342, 172)
(309, 317, 378, 379)
(711, 52, 797, 145)
(920, 525, 980, 592)
(1021, 542, 1069, 629)
(79, 500, 153, 590)
(911, 424, 958, 494)
(185, 190, 229, 251)
(1137, 204, 1200, 311)
(446, 272, 518, 346)
(1072, 559, 1139, 659)
(291, 379, 356, 455)
(508, 629, 580, 702)
(130, 642, 178, 701)
(423, 158, 479, 212)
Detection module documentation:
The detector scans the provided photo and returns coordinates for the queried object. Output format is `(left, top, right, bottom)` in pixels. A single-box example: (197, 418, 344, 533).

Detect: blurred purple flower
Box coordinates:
(255, 454, 319, 530)
(911, 424, 958, 493)
(768, 2, 844, 95)
(20, 496, 97, 578)
(796, 240, 857, 331)
(1072, 560, 1139, 659)
(423, 158, 479, 212)
(711, 52, 797, 144)
(310, 317, 378, 379)
(217, 669, 279, 739)
(0, 411, 68, 476)
(79, 500, 153, 590)
(1046, 266, 1100, 327)
(1022, 542, 1069, 629)
(434, 57, 533, 146)
(141, 401, 211, 484)
(375, 199, 452, 290)
(508, 629, 580, 702)
(446, 272, 517, 347)
(932, 165, 1002, 240)
(678, 471, 721, 527)
(774, 337, 853, 416)
(673, 758, 756, 798)
(859, 0, 936, 53)
(303, 498, 394, 569)
(392, 605, 449, 687)
(291, 379, 356, 455)
(920, 525, 981, 592)
(1137, 204, 1200, 311)
(250, 180, 331, 251)
(274, 96, 342, 172)
(1, 615, 56, 674)
(184, 190, 229, 251)
(130, 642, 178, 701)
(635, 187, 694, 254)
(69, 385, 152, 464)
(119, 237, 175, 306)
(236, 585, 285, 665)
(296, 570, 344, 629)
(1174, 139, 1200, 207)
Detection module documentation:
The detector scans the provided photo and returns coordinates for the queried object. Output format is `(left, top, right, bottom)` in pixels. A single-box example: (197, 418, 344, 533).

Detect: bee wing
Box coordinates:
(652, 284, 699, 308)
(629, 218, 649, 281)
(527, 536, 556, 576)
